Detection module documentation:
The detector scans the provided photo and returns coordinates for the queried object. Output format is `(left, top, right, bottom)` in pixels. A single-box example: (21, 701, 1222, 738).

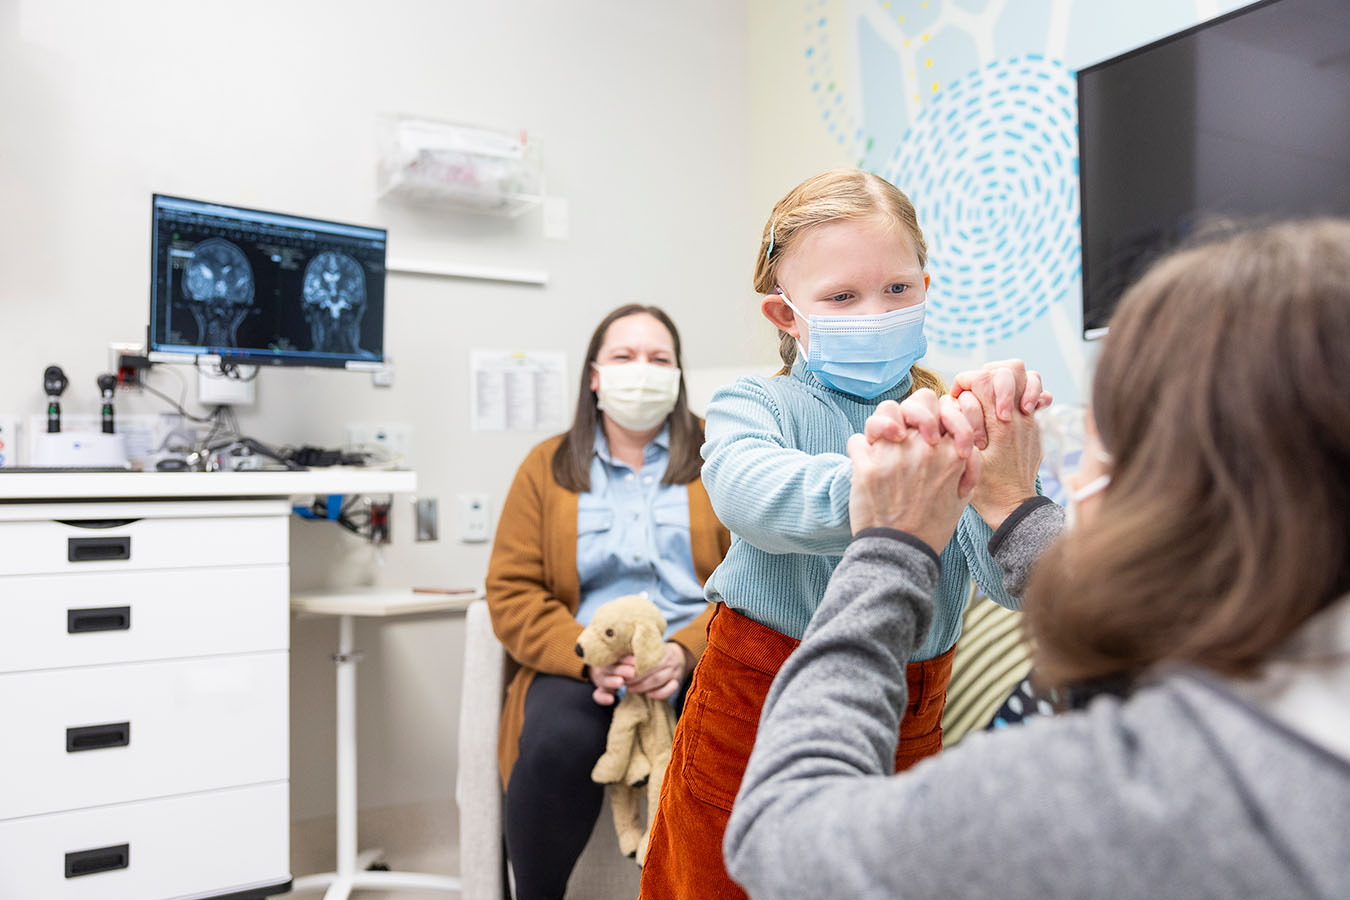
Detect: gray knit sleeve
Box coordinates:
(987, 496, 1064, 597)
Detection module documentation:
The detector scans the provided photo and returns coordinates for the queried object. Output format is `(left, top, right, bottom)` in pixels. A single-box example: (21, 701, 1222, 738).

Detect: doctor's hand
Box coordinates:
(848, 392, 978, 553)
(626, 642, 692, 701)
(947, 358, 1052, 449)
(947, 360, 1047, 529)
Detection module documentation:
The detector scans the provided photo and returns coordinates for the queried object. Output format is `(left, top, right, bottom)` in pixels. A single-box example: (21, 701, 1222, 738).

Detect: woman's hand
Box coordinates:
(946, 360, 1048, 529)
(848, 390, 978, 553)
(589, 655, 636, 706)
(948, 359, 1052, 450)
(626, 642, 692, 701)
(589, 642, 691, 705)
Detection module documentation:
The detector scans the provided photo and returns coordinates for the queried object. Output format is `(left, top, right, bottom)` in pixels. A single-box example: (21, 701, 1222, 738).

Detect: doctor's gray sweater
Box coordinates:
(724, 509, 1350, 900)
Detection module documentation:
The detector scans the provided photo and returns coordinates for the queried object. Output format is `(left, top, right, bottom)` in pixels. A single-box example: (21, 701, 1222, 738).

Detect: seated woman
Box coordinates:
(486, 304, 730, 900)
(724, 219, 1350, 899)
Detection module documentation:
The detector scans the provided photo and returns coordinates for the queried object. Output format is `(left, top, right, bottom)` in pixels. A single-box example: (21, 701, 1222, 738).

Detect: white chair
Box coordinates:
(457, 599, 643, 900)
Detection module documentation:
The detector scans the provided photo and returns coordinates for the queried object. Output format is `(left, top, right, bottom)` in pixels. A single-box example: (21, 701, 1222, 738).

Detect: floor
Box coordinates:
(289, 799, 461, 899)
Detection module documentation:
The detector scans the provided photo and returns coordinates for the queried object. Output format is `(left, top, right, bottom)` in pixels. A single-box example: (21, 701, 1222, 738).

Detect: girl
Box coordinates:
(639, 169, 1046, 900)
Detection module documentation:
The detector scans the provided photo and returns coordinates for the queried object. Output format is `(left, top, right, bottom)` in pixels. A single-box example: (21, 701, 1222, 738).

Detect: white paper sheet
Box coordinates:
(470, 350, 568, 433)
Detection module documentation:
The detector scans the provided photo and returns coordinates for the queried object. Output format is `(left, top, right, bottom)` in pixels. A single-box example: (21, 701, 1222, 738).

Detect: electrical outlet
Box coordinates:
(344, 423, 413, 466)
(108, 341, 144, 388)
(198, 367, 256, 406)
(456, 493, 491, 543)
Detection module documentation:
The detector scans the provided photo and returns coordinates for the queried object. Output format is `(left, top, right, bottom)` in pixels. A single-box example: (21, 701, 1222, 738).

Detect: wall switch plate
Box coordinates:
(197, 367, 256, 406)
(371, 358, 395, 388)
(456, 493, 491, 543)
(344, 423, 413, 466)
(414, 497, 438, 542)
(0, 415, 19, 467)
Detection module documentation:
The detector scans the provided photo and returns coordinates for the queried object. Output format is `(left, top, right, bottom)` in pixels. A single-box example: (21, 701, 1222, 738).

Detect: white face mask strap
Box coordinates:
(1070, 473, 1112, 503)
(775, 286, 807, 321)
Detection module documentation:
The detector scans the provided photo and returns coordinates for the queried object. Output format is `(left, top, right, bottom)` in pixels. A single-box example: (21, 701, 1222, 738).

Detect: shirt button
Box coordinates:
(643, 476, 652, 484)
(625, 473, 635, 482)
(632, 555, 642, 563)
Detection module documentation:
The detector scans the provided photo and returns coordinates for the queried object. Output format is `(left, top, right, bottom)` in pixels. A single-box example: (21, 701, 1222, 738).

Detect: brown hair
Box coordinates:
(551, 304, 704, 492)
(1026, 219, 1350, 688)
(754, 168, 944, 394)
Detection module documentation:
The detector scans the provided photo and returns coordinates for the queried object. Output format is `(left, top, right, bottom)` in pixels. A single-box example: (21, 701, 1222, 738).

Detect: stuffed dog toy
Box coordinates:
(574, 593, 678, 865)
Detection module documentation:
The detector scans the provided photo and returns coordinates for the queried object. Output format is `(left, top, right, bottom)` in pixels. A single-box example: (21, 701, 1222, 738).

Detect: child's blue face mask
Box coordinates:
(778, 288, 927, 399)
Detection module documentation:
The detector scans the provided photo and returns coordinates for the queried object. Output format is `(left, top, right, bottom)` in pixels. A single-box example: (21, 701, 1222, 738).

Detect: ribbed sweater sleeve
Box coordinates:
(701, 377, 854, 556)
(484, 441, 586, 679)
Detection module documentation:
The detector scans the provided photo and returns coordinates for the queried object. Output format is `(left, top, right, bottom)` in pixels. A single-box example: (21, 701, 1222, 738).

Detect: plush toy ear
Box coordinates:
(631, 622, 665, 674)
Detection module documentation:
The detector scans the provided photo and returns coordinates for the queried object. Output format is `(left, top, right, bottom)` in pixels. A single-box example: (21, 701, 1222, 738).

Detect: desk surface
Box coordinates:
(292, 586, 483, 617)
(0, 468, 417, 500)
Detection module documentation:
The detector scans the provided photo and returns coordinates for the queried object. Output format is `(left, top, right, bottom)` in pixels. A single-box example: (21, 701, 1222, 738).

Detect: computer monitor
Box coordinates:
(149, 194, 387, 369)
(1077, 0, 1350, 338)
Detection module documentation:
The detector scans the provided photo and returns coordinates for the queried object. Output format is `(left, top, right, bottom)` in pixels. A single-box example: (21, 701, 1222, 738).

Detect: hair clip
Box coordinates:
(766, 222, 776, 260)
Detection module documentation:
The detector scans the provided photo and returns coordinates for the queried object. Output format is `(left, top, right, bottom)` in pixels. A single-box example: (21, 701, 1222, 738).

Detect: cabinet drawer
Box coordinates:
(0, 565, 289, 672)
(0, 653, 287, 820)
(0, 514, 287, 575)
(0, 781, 289, 900)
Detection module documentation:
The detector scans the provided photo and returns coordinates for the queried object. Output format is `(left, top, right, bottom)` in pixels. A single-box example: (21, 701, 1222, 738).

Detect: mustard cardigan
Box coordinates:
(485, 431, 731, 786)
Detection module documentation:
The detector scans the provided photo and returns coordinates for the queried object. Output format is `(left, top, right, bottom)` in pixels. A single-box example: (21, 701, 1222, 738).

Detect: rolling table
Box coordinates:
(289, 586, 482, 900)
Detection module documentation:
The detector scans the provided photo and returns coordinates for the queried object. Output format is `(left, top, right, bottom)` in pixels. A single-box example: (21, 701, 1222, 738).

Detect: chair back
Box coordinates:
(457, 599, 641, 899)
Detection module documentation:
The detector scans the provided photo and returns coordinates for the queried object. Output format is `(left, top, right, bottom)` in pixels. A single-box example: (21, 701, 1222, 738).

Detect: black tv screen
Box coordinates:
(150, 194, 387, 368)
(1077, 0, 1350, 336)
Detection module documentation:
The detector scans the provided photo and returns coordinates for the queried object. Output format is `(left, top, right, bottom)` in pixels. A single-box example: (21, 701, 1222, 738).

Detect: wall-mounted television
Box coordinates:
(1077, 0, 1350, 337)
(149, 194, 387, 368)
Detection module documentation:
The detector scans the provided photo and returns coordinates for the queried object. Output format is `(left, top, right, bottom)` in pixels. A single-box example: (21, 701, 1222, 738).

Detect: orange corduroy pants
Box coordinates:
(639, 603, 956, 900)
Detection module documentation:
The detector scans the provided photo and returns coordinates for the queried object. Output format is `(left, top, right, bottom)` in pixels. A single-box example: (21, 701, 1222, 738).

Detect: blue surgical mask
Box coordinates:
(779, 288, 928, 399)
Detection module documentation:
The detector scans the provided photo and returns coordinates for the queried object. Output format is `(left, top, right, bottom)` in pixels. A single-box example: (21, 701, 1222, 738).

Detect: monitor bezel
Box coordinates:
(1075, 0, 1286, 340)
(148, 192, 388, 369)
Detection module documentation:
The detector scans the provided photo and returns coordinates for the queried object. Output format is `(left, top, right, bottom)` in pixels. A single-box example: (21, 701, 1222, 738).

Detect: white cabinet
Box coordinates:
(0, 498, 293, 900)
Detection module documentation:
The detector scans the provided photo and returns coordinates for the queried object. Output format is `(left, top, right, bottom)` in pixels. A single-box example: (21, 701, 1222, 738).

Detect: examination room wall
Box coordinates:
(0, 0, 761, 863)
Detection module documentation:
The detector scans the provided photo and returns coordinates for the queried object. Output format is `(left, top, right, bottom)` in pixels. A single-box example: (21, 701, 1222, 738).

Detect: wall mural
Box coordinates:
(797, 0, 1248, 406)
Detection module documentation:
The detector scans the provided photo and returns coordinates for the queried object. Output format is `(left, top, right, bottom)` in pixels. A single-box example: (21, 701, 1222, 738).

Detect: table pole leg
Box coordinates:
(335, 614, 358, 879)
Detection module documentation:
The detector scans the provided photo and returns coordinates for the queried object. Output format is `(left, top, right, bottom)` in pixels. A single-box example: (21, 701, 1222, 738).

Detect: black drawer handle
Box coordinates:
(67, 606, 131, 633)
(65, 843, 130, 878)
(68, 536, 131, 562)
(56, 518, 141, 530)
(67, 722, 131, 753)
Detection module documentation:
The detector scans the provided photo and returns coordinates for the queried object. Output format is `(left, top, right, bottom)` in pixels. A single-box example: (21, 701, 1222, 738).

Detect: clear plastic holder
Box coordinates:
(376, 114, 543, 217)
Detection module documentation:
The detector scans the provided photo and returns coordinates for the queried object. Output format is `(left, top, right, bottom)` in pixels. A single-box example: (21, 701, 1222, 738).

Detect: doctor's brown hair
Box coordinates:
(755, 169, 944, 394)
(1027, 219, 1350, 688)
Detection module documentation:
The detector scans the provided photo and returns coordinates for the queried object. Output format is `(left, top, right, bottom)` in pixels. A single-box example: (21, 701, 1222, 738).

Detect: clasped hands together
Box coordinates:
(847, 360, 1050, 553)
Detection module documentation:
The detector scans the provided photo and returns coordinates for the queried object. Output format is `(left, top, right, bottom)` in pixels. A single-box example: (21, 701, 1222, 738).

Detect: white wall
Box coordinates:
(0, 0, 762, 821)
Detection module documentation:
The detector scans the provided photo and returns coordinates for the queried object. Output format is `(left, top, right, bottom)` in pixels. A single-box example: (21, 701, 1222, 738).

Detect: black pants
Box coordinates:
(505, 675, 614, 900)
(504, 674, 691, 900)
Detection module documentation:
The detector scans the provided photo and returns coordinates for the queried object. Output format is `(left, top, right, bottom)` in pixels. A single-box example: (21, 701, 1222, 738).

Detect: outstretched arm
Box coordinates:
(700, 378, 854, 555)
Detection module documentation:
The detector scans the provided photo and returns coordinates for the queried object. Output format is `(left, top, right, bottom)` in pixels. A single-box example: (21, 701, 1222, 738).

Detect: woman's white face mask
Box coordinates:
(593, 362, 681, 431)
(1064, 407, 1112, 531)
(1064, 471, 1111, 531)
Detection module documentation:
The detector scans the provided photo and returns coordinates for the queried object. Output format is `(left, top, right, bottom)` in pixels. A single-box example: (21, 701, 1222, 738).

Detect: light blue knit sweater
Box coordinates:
(700, 359, 1020, 659)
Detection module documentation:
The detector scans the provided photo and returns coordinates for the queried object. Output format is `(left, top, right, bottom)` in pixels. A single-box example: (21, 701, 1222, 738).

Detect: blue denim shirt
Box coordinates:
(575, 425, 706, 638)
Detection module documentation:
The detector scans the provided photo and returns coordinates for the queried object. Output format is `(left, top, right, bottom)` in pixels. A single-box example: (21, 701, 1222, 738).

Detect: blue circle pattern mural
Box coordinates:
(883, 56, 1079, 350)
(796, 0, 1252, 393)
